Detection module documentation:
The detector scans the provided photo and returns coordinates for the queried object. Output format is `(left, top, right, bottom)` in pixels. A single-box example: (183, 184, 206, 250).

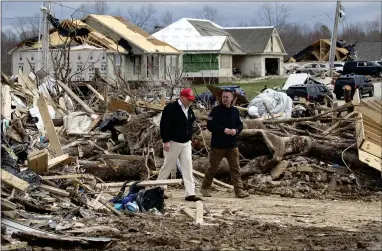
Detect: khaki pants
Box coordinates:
(201, 147, 243, 192)
(157, 141, 195, 197)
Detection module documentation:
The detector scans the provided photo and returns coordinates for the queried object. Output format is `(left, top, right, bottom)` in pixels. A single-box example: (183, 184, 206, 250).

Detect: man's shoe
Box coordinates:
(185, 195, 202, 201)
(200, 188, 212, 197)
(235, 189, 249, 198)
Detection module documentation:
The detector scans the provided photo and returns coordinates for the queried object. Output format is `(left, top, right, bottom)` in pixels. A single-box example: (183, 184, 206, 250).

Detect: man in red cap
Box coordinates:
(158, 88, 202, 201)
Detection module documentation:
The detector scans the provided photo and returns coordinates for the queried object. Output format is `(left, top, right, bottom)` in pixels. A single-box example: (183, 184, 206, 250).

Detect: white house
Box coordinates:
(152, 18, 287, 82)
(9, 15, 181, 85)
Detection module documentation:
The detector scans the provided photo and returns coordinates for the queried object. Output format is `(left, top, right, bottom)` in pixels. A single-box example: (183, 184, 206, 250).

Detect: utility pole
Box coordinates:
(328, 1, 341, 78)
(41, 1, 51, 82)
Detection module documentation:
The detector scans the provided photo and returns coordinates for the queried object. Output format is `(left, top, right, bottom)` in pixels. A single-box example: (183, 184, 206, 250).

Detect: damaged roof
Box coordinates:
(85, 15, 180, 54)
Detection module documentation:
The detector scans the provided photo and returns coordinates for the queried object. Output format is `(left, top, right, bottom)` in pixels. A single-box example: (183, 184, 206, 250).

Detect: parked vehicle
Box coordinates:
(286, 83, 332, 104)
(295, 63, 328, 75)
(342, 61, 382, 77)
(333, 74, 374, 100)
(333, 62, 345, 73)
(196, 86, 246, 106)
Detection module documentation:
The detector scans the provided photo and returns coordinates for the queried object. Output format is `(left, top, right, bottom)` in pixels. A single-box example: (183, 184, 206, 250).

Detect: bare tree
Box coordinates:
(257, 3, 291, 31)
(12, 13, 40, 40)
(125, 4, 157, 31)
(87, 1, 110, 15)
(1, 29, 19, 75)
(159, 9, 173, 27)
(195, 5, 220, 22)
(236, 20, 258, 27)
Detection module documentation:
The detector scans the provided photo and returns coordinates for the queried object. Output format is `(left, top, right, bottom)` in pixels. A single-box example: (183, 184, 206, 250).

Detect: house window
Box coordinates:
(170, 55, 178, 75)
(18, 64, 24, 72)
(101, 63, 107, 73)
(114, 54, 121, 66)
(220, 55, 231, 69)
(134, 56, 141, 75)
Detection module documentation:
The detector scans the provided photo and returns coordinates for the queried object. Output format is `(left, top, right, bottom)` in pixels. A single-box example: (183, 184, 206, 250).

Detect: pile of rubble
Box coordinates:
(1, 70, 381, 250)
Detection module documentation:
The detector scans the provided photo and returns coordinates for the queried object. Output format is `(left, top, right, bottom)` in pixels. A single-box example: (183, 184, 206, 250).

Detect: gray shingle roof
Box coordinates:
(355, 42, 382, 61)
(224, 28, 274, 53)
(187, 20, 228, 36)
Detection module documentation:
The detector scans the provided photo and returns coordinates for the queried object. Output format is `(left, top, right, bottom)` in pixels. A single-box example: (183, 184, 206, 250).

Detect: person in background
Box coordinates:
(158, 88, 202, 202)
(200, 89, 249, 198)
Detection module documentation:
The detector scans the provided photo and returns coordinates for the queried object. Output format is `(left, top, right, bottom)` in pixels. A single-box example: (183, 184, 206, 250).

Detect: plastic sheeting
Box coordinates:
(63, 112, 93, 134)
(248, 89, 293, 119)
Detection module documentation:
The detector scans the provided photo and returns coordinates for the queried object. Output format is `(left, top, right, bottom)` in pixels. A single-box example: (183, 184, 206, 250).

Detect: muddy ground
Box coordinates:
(25, 188, 381, 251)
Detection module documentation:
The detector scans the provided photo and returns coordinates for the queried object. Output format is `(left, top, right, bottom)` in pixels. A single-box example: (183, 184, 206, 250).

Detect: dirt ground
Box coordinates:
(22, 188, 382, 251)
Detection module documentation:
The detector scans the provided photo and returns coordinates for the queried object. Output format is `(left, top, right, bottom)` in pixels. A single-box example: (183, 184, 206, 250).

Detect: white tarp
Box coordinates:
(282, 73, 310, 90)
(248, 89, 293, 119)
(63, 112, 93, 134)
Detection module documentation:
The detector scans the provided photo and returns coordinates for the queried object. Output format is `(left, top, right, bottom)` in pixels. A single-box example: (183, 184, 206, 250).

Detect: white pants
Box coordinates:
(157, 140, 195, 197)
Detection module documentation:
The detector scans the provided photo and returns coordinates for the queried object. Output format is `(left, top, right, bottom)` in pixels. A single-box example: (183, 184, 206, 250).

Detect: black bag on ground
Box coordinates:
(135, 187, 165, 213)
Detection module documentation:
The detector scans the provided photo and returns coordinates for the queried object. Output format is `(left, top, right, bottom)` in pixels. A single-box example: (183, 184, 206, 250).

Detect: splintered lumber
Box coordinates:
(95, 179, 183, 189)
(38, 184, 70, 197)
(1, 198, 18, 211)
(1, 169, 30, 192)
(107, 97, 135, 113)
(47, 154, 75, 170)
(193, 170, 234, 190)
(2, 242, 28, 251)
(196, 201, 204, 224)
(57, 80, 95, 114)
(86, 84, 105, 101)
(78, 158, 151, 181)
(27, 149, 49, 173)
(37, 95, 64, 157)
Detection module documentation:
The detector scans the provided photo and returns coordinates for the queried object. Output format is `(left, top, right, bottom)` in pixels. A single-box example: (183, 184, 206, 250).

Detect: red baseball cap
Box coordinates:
(180, 88, 195, 101)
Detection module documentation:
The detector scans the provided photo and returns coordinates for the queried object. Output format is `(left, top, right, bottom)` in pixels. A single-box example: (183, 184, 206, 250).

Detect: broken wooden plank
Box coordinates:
(196, 201, 204, 224)
(57, 80, 95, 114)
(100, 154, 144, 160)
(1, 169, 30, 192)
(48, 154, 75, 170)
(86, 115, 102, 132)
(1, 84, 12, 120)
(27, 149, 48, 173)
(107, 97, 135, 113)
(86, 84, 105, 102)
(181, 207, 196, 221)
(40, 174, 93, 180)
(95, 179, 183, 189)
(37, 95, 64, 157)
(1, 198, 18, 211)
(358, 149, 382, 172)
(192, 170, 234, 190)
(38, 184, 69, 197)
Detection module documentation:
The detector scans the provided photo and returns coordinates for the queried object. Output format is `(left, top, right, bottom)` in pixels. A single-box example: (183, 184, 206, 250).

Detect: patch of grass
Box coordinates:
(192, 77, 287, 101)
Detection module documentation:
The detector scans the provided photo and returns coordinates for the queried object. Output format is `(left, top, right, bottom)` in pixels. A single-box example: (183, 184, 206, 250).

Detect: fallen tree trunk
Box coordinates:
(78, 157, 151, 181)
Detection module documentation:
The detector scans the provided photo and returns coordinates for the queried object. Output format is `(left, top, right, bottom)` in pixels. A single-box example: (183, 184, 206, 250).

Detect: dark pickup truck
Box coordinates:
(333, 74, 374, 100)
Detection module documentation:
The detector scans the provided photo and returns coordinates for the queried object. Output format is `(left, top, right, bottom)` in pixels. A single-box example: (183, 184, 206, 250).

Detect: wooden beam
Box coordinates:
(86, 115, 102, 132)
(95, 179, 183, 189)
(192, 170, 234, 190)
(1, 84, 12, 120)
(38, 184, 70, 197)
(57, 80, 95, 114)
(86, 84, 105, 102)
(1, 198, 18, 211)
(27, 150, 48, 173)
(196, 201, 204, 224)
(1, 169, 30, 192)
(48, 154, 75, 170)
(181, 207, 196, 221)
(100, 154, 143, 160)
(37, 95, 64, 157)
(40, 174, 93, 180)
(358, 149, 382, 172)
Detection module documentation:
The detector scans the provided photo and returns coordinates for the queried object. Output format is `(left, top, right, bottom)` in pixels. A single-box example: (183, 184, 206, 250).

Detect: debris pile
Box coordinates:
(1, 69, 381, 249)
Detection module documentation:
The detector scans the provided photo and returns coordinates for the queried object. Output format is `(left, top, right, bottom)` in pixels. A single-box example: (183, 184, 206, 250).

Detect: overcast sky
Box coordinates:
(1, 1, 381, 33)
